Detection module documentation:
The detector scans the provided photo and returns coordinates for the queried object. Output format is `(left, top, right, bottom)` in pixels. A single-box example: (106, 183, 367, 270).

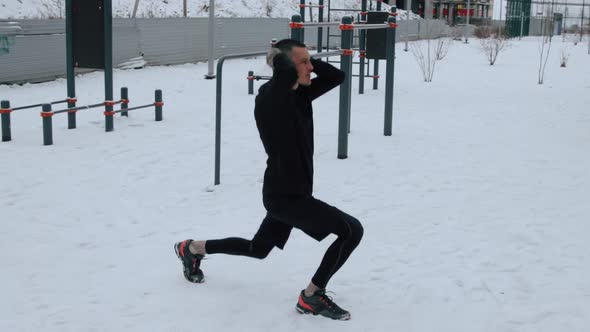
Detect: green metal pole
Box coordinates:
(384, 8, 397, 136)
(121, 87, 128, 117)
(373, 0, 382, 90)
(155, 89, 163, 121)
(359, 0, 368, 94)
(248, 70, 254, 95)
(41, 104, 54, 146)
(338, 16, 353, 159)
(104, 0, 114, 132)
(317, 0, 324, 52)
(65, 0, 76, 129)
(300, 0, 306, 41)
(291, 15, 303, 42)
(1, 100, 11, 142)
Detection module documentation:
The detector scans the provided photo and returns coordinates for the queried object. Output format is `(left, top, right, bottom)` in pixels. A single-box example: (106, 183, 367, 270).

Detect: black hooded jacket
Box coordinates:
(254, 54, 345, 197)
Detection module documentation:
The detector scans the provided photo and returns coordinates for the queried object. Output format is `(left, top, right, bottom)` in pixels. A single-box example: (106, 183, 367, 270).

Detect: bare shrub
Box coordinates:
(560, 44, 570, 67)
(434, 37, 451, 60)
(480, 33, 509, 65)
(474, 25, 501, 39)
(410, 39, 437, 82)
(450, 26, 463, 41)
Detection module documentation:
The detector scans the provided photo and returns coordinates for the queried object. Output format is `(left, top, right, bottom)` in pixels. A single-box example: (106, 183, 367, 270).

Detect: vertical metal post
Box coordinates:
(338, 16, 353, 159)
(465, 0, 471, 43)
(104, 0, 114, 132)
(317, 0, 324, 52)
(384, 8, 397, 136)
(518, 12, 524, 40)
(291, 15, 304, 42)
(1, 100, 11, 142)
(121, 87, 129, 117)
(206, 0, 216, 79)
(359, 0, 368, 94)
(65, 0, 76, 129)
(300, 0, 306, 41)
(248, 71, 254, 95)
(41, 104, 54, 146)
(373, 0, 382, 90)
(404, 0, 411, 51)
(155, 89, 163, 121)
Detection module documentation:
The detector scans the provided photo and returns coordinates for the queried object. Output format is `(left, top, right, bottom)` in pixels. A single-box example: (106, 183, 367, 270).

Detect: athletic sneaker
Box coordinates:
(296, 289, 351, 320)
(174, 239, 205, 283)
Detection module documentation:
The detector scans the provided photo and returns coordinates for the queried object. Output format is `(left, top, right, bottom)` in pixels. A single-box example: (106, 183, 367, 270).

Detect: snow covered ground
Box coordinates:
(1, 37, 590, 331)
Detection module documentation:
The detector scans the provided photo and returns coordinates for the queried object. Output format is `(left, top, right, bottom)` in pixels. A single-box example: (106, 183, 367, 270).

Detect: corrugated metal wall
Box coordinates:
(0, 18, 289, 84)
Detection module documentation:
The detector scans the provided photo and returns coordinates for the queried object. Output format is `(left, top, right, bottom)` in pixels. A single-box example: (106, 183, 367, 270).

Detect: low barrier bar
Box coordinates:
(52, 101, 109, 114)
(12, 99, 68, 111)
(1, 100, 11, 142)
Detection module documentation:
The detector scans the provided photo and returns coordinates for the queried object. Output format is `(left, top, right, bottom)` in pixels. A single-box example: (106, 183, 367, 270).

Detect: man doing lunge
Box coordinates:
(174, 38, 363, 321)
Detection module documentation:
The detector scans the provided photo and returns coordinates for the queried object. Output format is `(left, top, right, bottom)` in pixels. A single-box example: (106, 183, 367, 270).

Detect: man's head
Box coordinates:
(268, 38, 314, 87)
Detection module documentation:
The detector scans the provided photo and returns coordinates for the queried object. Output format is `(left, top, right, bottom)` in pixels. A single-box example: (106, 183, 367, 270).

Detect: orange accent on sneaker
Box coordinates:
(179, 241, 186, 257)
(298, 295, 316, 312)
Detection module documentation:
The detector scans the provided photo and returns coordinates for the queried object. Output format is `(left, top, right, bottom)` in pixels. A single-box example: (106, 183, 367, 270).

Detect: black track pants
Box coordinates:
(206, 195, 363, 289)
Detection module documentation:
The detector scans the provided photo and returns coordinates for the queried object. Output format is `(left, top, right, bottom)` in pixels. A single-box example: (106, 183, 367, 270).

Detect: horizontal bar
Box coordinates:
(12, 99, 68, 111)
(311, 50, 344, 58)
(114, 103, 154, 113)
(299, 21, 342, 28)
(330, 8, 362, 11)
(353, 23, 390, 30)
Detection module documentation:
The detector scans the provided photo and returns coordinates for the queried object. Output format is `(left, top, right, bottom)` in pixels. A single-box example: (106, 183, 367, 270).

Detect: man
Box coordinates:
(174, 39, 363, 321)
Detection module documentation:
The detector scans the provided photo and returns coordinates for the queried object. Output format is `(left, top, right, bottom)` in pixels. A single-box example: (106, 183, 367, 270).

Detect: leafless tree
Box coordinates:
(478, 26, 509, 65)
(538, 8, 554, 84)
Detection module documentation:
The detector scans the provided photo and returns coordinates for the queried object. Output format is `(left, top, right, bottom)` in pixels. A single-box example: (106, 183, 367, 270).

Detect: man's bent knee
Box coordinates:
(348, 217, 364, 246)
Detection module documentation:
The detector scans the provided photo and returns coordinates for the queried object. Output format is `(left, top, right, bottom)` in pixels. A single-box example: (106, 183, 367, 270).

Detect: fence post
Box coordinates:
(1, 100, 12, 142)
(41, 104, 54, 146)
(384, 8, 398, 137)
(121, 87, 129, 117)
(248, 71, 254, 95)
(337, 16, 353, 159)
(155, 89, 163, 122)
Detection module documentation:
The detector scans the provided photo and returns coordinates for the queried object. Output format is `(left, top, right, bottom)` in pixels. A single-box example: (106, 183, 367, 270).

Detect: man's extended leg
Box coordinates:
(174, 214, 289, 283)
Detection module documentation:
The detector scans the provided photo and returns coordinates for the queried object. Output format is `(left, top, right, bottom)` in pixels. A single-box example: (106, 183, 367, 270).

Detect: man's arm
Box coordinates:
(269, 51, 298, 91)
(306, 58, 345, 101)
